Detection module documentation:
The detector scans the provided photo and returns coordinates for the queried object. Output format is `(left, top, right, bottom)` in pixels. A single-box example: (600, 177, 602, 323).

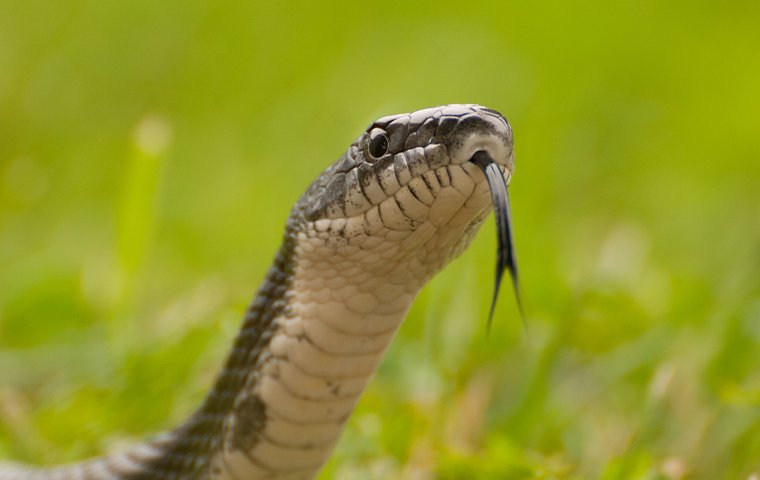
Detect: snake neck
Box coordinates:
(77, 226, 299, 479)
(118, 215, 432, 479)
(208, 221, 428, 479)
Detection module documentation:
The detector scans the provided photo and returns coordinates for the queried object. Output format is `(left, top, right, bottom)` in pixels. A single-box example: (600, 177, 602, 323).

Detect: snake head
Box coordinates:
(302, 105, 514, 221)
(295, 104, 519, 321)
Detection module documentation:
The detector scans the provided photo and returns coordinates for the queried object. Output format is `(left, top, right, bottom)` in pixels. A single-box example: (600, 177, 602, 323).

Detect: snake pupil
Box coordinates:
(368, 129, 389, 159)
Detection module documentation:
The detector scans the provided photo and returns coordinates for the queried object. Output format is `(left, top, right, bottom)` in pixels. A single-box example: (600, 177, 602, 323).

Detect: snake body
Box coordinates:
(0, 104, 515, 479)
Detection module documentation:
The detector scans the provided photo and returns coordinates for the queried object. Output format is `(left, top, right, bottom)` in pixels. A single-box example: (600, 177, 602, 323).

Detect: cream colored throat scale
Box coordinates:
(0, 104, 520, 480)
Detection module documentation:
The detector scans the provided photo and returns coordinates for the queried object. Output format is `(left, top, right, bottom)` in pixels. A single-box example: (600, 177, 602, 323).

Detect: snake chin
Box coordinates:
(294, 164, 495, 290)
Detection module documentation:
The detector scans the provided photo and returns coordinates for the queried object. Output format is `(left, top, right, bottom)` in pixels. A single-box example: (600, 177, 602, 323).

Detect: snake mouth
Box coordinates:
(469, 151, 523, 328)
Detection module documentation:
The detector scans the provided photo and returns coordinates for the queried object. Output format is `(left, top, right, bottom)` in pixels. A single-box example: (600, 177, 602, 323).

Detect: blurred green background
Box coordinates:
(1, 1, 759, 478)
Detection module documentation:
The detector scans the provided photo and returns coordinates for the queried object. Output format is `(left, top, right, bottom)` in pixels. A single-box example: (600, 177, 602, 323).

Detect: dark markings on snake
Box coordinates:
(393, 154, 408, 187)
(232, 395, 267, 452)
(376, 197, 388, 225)
(121, 225, 298, 479)
(436, 116, 459, 139)
(407, 180, 426, 205)
(356, 163, 373, 202)
(420, 172, 435, 192)
(435, 167, 449, 187)
(386, 119, 408, 153)
(416, 118, 437, 146)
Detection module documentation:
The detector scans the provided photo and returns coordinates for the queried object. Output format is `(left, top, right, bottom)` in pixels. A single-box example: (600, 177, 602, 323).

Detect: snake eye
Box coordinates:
(367, 129, 389, 159)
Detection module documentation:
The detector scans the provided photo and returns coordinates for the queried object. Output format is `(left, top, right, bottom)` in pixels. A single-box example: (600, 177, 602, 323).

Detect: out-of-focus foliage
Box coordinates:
(1, 1, 758, 478)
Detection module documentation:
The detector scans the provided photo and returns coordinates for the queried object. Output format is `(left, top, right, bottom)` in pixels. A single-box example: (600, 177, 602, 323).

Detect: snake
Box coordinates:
(0, 104, 519, 480)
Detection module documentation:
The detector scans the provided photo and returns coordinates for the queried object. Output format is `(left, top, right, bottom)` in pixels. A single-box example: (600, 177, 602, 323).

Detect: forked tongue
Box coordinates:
(470, 151, 524, 331)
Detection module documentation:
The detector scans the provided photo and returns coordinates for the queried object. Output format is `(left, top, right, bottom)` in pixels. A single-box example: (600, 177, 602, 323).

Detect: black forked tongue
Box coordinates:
(470, 151, 524, 331)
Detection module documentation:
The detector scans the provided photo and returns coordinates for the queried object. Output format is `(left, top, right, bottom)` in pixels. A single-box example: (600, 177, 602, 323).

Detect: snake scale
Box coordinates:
(0, 104, 519, 479)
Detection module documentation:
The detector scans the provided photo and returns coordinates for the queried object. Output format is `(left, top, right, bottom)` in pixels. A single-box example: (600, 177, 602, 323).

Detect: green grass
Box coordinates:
(1, 1, 759, 478)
